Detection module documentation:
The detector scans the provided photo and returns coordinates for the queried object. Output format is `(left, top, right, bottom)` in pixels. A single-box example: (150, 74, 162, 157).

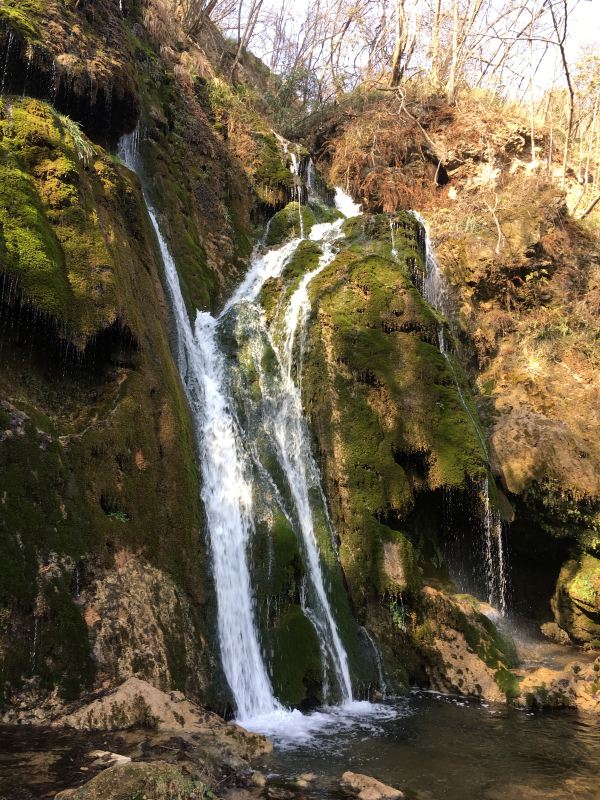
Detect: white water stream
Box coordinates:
(119, 133, 278, 721)
(119, 130, 385, 735)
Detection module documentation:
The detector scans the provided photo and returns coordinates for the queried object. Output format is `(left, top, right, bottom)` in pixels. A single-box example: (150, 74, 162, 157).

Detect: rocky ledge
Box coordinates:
(0, 677, 409, 800)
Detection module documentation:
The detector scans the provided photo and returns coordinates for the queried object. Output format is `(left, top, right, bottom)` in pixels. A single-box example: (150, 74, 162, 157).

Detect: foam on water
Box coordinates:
(242, 700, 398, 746)
(334, 187, 362, 218)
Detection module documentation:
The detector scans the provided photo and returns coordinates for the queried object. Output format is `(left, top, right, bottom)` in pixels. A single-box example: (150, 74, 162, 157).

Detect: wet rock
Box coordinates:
(414, 588, 518, 703)
(340, 771, 404, 800)
(540, 621, 571, 646)
(514, 656, 600, 712)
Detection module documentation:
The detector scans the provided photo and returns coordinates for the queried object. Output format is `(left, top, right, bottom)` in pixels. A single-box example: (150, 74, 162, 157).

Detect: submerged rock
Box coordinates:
(340, 771, 404, 800)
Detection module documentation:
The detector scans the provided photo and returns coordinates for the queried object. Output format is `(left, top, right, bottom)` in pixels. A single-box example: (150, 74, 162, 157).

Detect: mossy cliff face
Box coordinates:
(0, 98, 221, 705)
(298, 212, 511, 690)
(0, 0, 140, 138)
(317, 90, 600, 647)
(0, 0, 305, 711)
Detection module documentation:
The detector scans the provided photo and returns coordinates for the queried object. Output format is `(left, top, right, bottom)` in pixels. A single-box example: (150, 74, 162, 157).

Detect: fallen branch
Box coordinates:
(577, 193, 600, 220)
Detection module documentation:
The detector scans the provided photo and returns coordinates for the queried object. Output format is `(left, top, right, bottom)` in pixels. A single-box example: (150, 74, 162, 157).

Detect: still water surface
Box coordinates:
(265, 692, 600, 800)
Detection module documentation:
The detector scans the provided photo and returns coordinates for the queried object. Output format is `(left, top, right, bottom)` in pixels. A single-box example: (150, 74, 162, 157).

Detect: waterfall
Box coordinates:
(482, 477, 508, 614)
(119, 126, 371, 719)
(410, 210, 453, 320)
(288, 149, 305, 239)
(335, 187, 362, 218)
(118, 132, 279, 721)
(411, 211, 508, 614)
(266, 217, 353, 702)
(389, 219, 398, 258)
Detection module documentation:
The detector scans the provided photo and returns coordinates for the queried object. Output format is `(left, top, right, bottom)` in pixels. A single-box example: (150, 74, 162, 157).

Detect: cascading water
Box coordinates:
(410, 210, 508, 614)
(265, 218, 353, 703)
(118, 131, 279, 721)
(119, 127, 382, 732)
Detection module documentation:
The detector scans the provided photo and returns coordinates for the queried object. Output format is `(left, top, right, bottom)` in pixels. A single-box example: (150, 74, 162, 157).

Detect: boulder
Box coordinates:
(552, 556, 600, 645)
(54, 761, 206, 800)
(413, 588, 519, 703)
(514, 656, 600, 713)
(340, 771, 404, 800)
(59, 677, 217, 733)
(56, 677, 271, 776)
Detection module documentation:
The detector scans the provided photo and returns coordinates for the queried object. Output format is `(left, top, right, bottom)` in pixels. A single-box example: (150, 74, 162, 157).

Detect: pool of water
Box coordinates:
(0, 694, 599, 800)
(263, 692, 600, 800)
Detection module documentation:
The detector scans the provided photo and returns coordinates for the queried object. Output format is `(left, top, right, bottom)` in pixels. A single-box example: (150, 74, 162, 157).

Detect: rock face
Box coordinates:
(412, 589, 518, 702)
(340, 772, 404, 800)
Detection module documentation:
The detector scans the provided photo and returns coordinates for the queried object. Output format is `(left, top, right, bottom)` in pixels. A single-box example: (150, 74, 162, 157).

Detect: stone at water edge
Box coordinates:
(54, 762, 208, 800)
(341, 771, 404, 800)
(88, 750, 131, 768)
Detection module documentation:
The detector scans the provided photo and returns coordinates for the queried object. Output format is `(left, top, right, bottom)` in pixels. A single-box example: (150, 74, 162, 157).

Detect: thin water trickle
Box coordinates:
(361, 628, 388, 699)
(389, 219, 398, 258)
(411, 211, 508, 614)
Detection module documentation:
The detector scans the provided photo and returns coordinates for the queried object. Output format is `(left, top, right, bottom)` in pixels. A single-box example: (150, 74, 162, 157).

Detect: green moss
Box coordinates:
(494, 667, 521, 700)
(271, 606, 323, 708)
(62, 761, 210, 800)
(0, 92, 220, 703)
(266, 203, 316, 246)
(0, 98, 119, 341)
(567, 554, 600, 608)
(0, 0, 43, 40)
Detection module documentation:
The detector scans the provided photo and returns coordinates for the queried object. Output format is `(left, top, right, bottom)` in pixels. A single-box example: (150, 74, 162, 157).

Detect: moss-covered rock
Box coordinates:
(552, 555, 600, 645)
(412, 588, 519, 702)
(272, 606, 323, 708)
(55, 761, 208, 800)
(265, 202, 316, 246)
(0, 98, 221, 706)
